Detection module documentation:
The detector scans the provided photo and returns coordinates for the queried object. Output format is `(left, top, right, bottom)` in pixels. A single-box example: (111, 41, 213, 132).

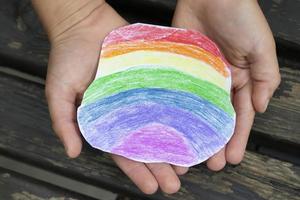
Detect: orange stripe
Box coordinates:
(102, 41, 228, 77)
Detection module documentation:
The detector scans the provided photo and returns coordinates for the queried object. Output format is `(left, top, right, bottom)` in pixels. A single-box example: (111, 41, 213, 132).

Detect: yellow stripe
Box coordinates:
(102, 41, 229, 77)
(97, 51, 231, 91)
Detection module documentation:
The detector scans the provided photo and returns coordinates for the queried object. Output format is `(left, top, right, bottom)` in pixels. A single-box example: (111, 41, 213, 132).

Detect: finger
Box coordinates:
(206, 147, 226, 171)
(172, 165, 189, 175)
(112, 155, 158, 194)
(46, 85, 82, 158)
(226, 81, 255, 164)
(146, 163, 181, 194)
(250, 41, 281, 113)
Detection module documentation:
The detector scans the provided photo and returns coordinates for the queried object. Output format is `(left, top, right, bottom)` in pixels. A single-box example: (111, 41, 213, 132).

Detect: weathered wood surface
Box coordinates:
(0, 0, 299, 197)
(259, 0, 300, 48)
(0, 0, 49, 77)
(0, 167, 95, 200)
(0, 69, 299, 200)
(253, 66, 300, 144)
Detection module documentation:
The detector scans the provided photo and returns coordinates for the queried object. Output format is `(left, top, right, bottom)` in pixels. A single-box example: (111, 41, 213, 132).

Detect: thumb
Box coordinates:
(250, 43, 281, 113)
(46, 83, 82, 158)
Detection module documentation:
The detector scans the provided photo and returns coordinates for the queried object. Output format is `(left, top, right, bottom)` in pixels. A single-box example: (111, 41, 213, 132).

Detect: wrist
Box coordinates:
(183, 0, 259, 12)
(179, 0, 260, 25)
(32, 0, 106, 42)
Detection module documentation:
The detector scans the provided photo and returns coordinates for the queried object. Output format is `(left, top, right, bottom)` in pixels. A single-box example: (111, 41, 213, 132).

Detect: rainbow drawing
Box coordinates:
(77, 23, 236, 167)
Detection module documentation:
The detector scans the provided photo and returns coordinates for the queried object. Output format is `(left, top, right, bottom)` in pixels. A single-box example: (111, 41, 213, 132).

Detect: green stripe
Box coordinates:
(83, 68, 234, 115)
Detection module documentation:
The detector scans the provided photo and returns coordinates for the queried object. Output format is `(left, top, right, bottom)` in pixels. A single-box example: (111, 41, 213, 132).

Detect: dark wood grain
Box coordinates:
(0, 68, 299, 200)
(0, 0, 49, 77)
(0, 167, 94, 200)
(259, 0, 300, 48)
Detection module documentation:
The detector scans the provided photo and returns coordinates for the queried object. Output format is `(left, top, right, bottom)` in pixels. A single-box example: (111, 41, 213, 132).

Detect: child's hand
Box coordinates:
(34, 0, 185, 194)
(172, 0, 281, 170)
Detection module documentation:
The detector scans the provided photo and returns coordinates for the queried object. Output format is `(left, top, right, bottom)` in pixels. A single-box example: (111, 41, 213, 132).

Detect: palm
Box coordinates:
(48, 38, 100, 94)
(172, 0, 280, 170)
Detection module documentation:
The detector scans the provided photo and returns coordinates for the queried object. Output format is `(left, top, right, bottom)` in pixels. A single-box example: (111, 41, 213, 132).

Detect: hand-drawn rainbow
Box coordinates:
(77, 23, 236, 167)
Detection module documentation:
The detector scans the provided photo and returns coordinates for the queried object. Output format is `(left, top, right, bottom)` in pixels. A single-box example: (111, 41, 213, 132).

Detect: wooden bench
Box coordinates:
(0, 0, 299, 199)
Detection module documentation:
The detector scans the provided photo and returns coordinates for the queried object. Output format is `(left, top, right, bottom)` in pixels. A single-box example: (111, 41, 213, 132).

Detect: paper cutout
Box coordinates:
(77, 23, 236, 167)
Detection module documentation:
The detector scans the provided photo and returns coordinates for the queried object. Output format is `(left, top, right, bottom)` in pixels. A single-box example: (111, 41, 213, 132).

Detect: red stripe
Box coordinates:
(103, 23, 227, 63)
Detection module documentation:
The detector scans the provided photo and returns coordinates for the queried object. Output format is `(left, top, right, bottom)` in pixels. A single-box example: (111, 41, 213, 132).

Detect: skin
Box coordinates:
(32, 0, 280, 195)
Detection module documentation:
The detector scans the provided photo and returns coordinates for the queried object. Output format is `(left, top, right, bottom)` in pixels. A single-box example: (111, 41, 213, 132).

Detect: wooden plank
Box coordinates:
(0, 68, 299, 200)
(253, 67, 300, 144)
(0, 155, 117, 200)
(0, 0, 49, 77)
(250, 63, 300, 164)
(0, 167, 95, 200)
(259, 0, 300, 48)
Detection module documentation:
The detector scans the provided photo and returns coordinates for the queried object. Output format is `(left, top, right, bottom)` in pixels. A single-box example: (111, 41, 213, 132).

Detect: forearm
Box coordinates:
(31, 0, 105, 41)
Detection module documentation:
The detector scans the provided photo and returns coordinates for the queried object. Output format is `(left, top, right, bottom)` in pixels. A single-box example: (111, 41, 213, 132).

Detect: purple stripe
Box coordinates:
(82, 102, 224, 157)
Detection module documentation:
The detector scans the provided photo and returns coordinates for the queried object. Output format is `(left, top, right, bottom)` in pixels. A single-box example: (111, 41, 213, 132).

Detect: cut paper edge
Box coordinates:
(77, 23, 236, 167)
